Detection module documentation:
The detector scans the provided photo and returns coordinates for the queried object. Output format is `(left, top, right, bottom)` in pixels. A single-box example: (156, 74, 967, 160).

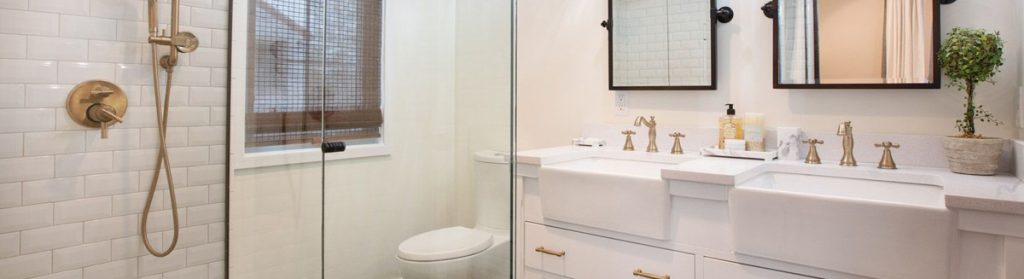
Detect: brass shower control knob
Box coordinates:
(66, 80, 128, 139)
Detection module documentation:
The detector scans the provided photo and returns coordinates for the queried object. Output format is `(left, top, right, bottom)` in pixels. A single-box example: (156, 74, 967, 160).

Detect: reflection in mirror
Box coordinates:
(776, 0, 938, 87)
(611, 0, 714, 89)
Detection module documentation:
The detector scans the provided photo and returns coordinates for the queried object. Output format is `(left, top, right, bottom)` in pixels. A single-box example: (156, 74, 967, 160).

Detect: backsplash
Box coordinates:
(583, 124, 1014, 171)
(0, 0, 227, 278)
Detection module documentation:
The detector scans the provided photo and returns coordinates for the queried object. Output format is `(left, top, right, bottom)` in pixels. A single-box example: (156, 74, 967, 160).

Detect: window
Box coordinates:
(246, 0, 383, 150)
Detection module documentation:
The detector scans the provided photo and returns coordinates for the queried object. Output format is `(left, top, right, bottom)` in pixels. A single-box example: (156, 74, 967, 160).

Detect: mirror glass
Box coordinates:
(775, 0, 938, 88)
(611, 0, 715, 89)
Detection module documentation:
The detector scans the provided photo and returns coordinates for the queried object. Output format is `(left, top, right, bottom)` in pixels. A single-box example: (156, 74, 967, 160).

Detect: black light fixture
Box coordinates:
(939, 0, 957, 4)
(761, 1, 776, 19)
(716, 6, 734, 23)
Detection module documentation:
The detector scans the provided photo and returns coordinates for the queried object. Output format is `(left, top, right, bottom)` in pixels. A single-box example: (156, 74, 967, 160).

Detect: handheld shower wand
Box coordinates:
(141, 0, 199, 257)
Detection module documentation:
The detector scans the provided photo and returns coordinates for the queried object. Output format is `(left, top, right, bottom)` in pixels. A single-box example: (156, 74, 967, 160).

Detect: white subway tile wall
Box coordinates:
(0, 0, 227, 278)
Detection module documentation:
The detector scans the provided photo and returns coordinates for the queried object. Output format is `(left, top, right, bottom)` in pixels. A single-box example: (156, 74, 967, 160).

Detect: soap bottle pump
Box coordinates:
(718, 104, 744, 149)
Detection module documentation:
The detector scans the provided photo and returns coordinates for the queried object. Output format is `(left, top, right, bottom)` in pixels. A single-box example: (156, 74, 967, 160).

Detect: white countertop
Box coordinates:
(517, 146, 1024, 216)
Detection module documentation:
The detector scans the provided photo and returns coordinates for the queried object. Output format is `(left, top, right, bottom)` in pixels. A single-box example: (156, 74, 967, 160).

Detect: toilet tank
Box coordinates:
(474, 150, 511, 231)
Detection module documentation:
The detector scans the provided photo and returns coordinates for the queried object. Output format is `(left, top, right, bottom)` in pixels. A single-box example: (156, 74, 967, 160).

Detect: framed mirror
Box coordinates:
(607, 0, 725, 90)
(772, 0, 941, 89)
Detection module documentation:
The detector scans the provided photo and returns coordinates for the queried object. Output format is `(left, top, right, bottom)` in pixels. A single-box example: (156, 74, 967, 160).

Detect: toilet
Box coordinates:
(396, 150, 511, 279)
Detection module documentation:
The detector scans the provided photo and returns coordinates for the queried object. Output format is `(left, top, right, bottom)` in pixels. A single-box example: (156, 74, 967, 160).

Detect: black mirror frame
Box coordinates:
(770, 0, 942, 89)
(606, 0, 725, 91)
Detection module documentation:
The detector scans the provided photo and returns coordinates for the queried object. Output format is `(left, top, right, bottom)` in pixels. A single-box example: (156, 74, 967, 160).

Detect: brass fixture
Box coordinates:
(633, 268, 670, 279)
(670, 132, 685, 154)
(802, 138, 823, 164)
(634, 116, 658, 152)
(622, 130, 636, 151)
(534, 246, 565, 257)
(836, 121, 857, 166)
(141, 0, 198, 258)
(66, 80, 128, 139)
(874, 141, 900, 169)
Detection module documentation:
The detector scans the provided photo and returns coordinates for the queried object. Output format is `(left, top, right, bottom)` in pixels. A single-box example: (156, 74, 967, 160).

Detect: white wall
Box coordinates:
(0, 0, 228, 278)
(518, 0, 1023, 150)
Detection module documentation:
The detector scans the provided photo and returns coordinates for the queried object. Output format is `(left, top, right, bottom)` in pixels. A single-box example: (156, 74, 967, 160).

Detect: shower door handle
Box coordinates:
(321, 141, 347, 153)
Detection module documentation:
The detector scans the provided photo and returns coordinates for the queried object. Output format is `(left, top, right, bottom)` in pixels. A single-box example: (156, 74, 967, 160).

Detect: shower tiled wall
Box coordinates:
(0, 0, 228, 278)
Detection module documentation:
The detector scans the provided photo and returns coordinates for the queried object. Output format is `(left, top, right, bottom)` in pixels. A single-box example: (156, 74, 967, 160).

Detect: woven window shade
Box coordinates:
(246, 0, 383, 148)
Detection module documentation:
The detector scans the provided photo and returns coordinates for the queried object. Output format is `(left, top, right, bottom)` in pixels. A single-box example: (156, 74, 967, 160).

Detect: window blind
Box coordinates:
(246, 0, 383, 149)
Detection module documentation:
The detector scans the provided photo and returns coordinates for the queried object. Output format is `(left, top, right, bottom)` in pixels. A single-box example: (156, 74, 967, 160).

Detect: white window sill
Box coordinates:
(232, 143, 390, 170)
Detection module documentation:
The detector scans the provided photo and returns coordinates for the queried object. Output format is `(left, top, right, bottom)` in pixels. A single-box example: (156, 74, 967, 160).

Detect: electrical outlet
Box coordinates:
(614, 91, 629, 116)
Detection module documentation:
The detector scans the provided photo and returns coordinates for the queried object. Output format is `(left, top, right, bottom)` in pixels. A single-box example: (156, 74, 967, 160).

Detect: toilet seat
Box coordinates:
(397, 226, 493, 262)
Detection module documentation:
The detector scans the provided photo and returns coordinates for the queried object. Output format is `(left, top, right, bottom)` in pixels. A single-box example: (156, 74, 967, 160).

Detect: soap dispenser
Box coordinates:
(718, 104, 744, 149)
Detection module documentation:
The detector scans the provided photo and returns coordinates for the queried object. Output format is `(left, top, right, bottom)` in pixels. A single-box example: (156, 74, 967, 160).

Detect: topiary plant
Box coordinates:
(938, 27, 1005, 138)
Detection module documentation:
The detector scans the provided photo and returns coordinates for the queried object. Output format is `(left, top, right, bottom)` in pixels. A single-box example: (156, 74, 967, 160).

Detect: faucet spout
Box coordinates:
(634, 116, 658, 152)
(837, 121, 856, 166)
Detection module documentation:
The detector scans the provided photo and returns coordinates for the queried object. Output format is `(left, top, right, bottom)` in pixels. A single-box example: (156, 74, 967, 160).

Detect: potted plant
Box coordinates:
(938, 27, 1005, 175)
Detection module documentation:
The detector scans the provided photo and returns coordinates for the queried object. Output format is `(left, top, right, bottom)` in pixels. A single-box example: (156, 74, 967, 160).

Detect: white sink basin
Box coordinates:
(538, 151, 689, 240)
(730, 172, 951, 279)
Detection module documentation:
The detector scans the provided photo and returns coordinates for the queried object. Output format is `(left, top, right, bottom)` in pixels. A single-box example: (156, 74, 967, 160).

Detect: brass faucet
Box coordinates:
(874, 142, 900, 169)
(634, 116, 658, 152)
(802, 138, 823, 164)
(836, 121, 857, 166)
(670, 132, 685, 154)
(622, 130, 636, 151)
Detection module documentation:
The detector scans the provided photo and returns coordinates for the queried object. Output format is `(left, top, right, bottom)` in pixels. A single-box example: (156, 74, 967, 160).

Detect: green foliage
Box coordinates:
(938, 27, 1004, 137)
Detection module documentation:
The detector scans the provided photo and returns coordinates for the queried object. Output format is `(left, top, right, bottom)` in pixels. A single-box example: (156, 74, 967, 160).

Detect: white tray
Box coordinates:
(700, 146, 778, 161)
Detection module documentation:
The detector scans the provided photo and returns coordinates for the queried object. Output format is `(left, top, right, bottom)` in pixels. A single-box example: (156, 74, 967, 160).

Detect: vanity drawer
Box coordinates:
(704, 258, 817, 279)
(524, 222, 695, 279)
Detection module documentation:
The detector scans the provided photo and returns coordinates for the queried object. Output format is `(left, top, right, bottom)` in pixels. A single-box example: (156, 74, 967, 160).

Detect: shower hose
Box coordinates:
(140, 46, 181, 257)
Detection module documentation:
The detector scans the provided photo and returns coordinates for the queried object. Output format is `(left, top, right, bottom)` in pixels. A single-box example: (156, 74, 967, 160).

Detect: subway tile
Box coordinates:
(139, 251, 186, 276)
(0, 251, 51, 279)
(88, 40, 142, 63)
(207, 221, 223, 242)
(188, 126, 224, 146)
(33, 269, 83, 279)
(141, 127, 188, 148)
(0, 84, 25, 108)
(27, 36, 88, 60)
(189, 47, 226, 68)
(22, 176, 84, 205)
(113, 63, 150, 86)
(167, 107, 210, 126)
(210, 29, 228, 49)
(181, 0, 211, 8)
(29, 0, 89, 15)
(168, 146, 209, 167)
(53, 241, 111, 272)
(0, 232, 18, 258)
(140, 85, 188, 107)
(0, 108, 55, 132)
(90, 0, 145, 21)
(187, 164, 222, 186)
(170, 67, 211, 86)
(208, 145, 224, 164)
(186, 241, 223, 266)
(112, 148, 157, 171)
(189, 7, 227, 29)
(208, 260, 225, 279)
(0, 156, 54, 183)
(163, 264, 208, 279)
(186, 203, 222, 226)
(165, 224, 207, 249)
(209, 68, 227, 87)
(0, 183, 20, 208)
(85, 128, 140, 151)
(83, 258, 137, 279)
(54, 196, 111, 224)
(0, 34, 26, 59)
(21, 223, 82, 253)
(55, 114, 91, 131)
(115, 20, 148, 43)
(174, 185, 208, 207)
(209, 107, 226, 125)
(24, 131, 86, 156)
(110, 234, 160, 260)
(83, 214, 136, 242)
(144, 208, 186, 232)
(0, 203, 53, 234)
(60, 15, 117, 40)
(55, 152, 113, 177)
(0, 134, 22, 159)
(156, 2, 190, 25)
(122, 106, 157, 128)
(58, 61, 116, 84)
(112, 191, 160, 216)
(0, 59, 58, 83)
(139, 167, 187, 190)
(24, 84, 72, 107)
(188, 87, 225, 106)
(0, 10, 59, 36)
(0, 0, 27, 9)
(179, 26, 212, 46)
(85, 171, 139, 197)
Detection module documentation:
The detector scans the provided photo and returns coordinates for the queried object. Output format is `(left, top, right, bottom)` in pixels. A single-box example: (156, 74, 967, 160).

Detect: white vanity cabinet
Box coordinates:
(703, 258, 817, 279)
(523, 222, 695, 279)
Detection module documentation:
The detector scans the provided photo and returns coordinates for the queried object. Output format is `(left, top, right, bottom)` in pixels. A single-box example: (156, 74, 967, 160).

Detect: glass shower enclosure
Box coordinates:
(228, 0, 514, 278)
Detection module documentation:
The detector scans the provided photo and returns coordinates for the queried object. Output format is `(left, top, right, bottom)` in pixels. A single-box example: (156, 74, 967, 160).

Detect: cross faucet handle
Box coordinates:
(802, 139, 824, 145)
(874, 142, 900, 149)
(670, 132, 685, 138)
(622, 130, 636, 151)
(802, 138, 823, 164)
(874, 141, 900, 169)
(622, 130, 636, 135)
(669, 132, 685, 155)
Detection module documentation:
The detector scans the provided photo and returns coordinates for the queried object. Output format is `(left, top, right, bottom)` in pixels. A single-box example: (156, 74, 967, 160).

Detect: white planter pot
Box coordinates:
(942, 137, 1005, 176)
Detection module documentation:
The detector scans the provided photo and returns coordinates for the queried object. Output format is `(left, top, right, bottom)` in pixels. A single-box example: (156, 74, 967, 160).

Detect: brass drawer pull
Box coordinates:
(633, 268, 670, 279)
(534, 246, 565, 257)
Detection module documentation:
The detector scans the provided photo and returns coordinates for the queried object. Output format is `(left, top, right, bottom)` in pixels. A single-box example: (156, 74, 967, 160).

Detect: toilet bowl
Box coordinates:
(396, 151, 511, 279)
